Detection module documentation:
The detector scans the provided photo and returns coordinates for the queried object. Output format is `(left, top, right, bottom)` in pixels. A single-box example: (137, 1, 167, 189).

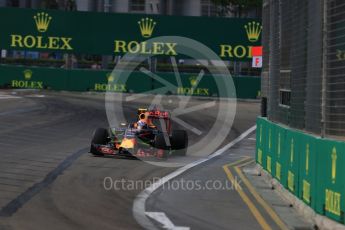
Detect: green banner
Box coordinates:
(256, 117, 345, 224)
(0, 65, 260, 99)
(274, 123, 287, 183)
(256, 118, 264, 166)
(298, 134, 317, 208)
(0, 7, 261, 60)
(316, 139, 345, 222)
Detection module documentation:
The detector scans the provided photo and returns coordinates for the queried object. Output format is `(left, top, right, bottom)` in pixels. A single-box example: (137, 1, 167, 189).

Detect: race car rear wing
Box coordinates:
(137, 108, 170, 120)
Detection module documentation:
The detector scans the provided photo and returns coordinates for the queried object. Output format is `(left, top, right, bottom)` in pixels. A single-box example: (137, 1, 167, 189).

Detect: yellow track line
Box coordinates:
(236, 159, 255, 168)
(234, 160, 289, 230)
(223, 161, 272, 230)
(226, 156, 251, 167)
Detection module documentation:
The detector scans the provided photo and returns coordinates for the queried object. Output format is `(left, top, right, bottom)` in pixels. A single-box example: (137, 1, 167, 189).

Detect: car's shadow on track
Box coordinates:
(89, 153, 187, 163)
(89, 154, 139, 161)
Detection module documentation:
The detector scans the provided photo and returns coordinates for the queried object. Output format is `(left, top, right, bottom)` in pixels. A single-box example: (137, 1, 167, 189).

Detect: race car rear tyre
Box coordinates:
(170, 130, 188, 156)
(90, 128, 109, 155)
(154, 133, 171, 150)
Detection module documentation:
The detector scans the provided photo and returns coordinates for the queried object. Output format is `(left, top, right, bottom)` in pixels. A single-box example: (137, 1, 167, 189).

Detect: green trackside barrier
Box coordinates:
(126, 72, 153, 93)
(90, 71, 152, 94)
(150, 72, 219, 97)
(255, 117, 265, 166)
(284, 128, 302, 196)
(316, 139, 345, 223)
(233, 77, 261, 99)
(68, 69, 109, 92)
(0, 65, 69, 90)
(263, 121, 288, 184)
(298, 133, 318, 209)
(0, 65, 260, 99)
(256, 117, 345, 225)
(265, 120, 275, 176)
(273, 122, 287, 183)
(257, 119, 270, 169)
(152, 72, 238, 98)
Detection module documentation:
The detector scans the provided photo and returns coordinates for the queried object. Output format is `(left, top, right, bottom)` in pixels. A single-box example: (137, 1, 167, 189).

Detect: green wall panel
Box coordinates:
(0, 65, 260, 99)
(0, 8, 261, 60)
(256, 117, 345, 225)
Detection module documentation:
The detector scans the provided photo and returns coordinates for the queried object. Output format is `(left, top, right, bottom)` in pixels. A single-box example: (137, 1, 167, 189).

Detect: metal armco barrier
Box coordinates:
(256, 117, 345, 224)
(0, 65, 260, 99)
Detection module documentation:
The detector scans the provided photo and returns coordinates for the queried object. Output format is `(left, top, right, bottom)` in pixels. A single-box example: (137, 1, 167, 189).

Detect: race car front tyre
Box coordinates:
(170, 130, 188, 156)
(90, 128, 109, 155)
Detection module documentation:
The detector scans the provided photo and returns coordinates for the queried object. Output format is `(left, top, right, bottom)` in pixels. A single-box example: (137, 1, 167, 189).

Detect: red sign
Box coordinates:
(252, 46, 263, 56)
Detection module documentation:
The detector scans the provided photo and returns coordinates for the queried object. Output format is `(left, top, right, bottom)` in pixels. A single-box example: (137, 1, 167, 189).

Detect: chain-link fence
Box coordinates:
(263, 0, 345, 138)
(326, 0, 345, 137)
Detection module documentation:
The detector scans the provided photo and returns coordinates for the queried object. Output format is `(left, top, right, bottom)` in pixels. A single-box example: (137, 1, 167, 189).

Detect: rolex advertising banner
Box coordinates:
(256, 117, 345, 224)
(255, 117, 266, 167)
(0, 8, 261, 61)
(316, 139, 345, 222)
(0, 64, 260, 98)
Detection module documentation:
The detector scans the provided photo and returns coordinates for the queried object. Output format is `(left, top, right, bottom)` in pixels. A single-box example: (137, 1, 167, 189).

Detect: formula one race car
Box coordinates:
(90, 108, 188, 159)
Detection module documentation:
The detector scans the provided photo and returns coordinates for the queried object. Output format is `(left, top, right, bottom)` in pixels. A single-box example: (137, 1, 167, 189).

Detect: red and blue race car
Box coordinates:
(90, 108, 188, 158)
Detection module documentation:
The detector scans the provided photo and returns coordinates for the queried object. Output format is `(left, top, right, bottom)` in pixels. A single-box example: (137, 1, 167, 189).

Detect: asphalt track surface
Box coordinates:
(0, 91, 260, 230)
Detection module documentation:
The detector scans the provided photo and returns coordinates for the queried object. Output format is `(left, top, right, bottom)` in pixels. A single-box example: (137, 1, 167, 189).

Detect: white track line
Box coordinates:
(133, 125, 257, 230)
(0, 95, 21, 99)
(145, 212, 190, 230)
(26, 94, 46, 98)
